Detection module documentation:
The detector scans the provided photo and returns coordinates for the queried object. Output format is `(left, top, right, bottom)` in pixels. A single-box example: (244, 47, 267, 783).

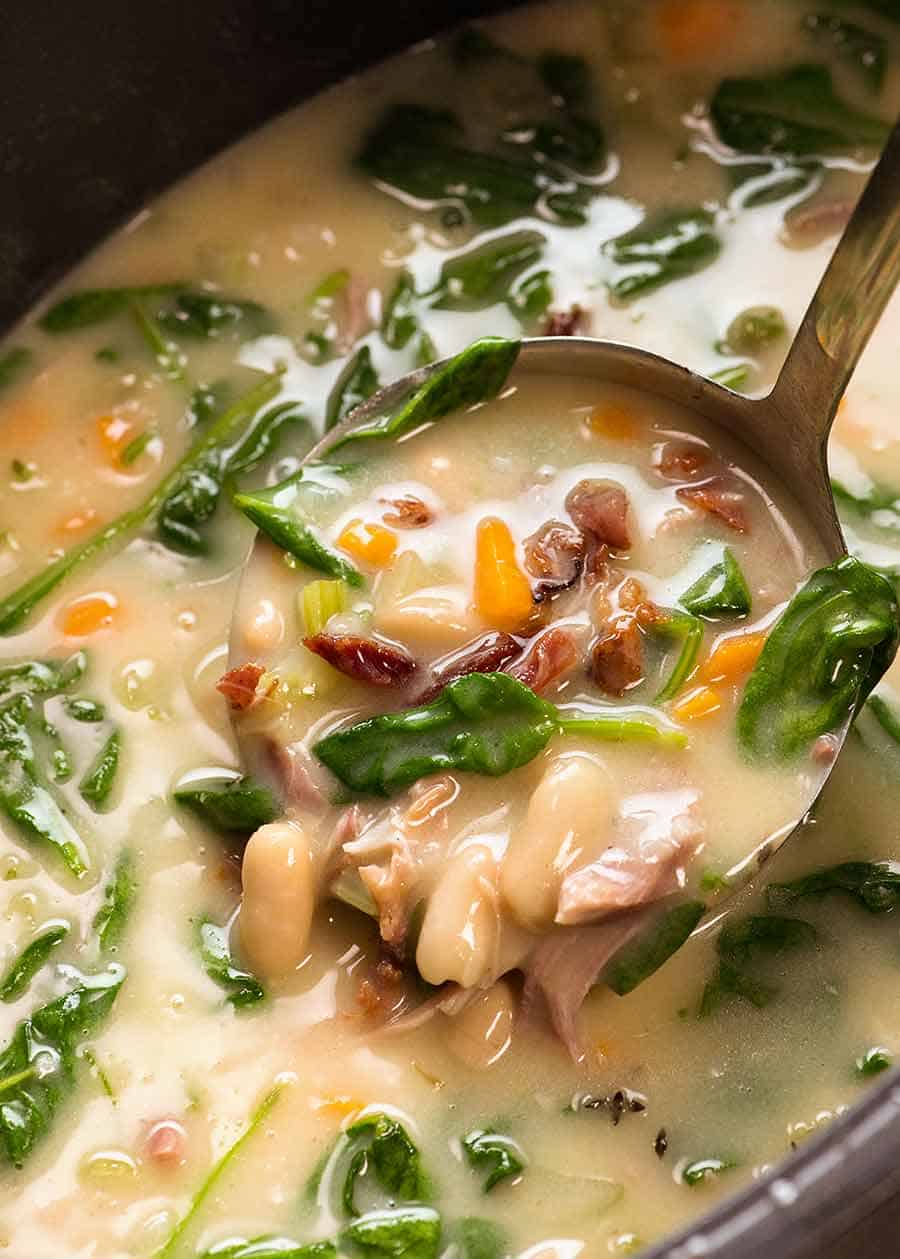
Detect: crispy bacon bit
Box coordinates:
(676, 477, 749, 533)
(565, 480, 631, 551)
(303, 634, 417, 686)
(655, 443, 710, 481)
(590, 618, 644, 695)
(506, 626, 579, 694)
(144, 1118, 187, 1166)
(357, 956, 407, 1019)
(416, 631, 522, 703)
(380, 494, 434, 529)
(523, 520, 586, 601)
(216, 662, 267, 711)
(618, 576, 660, 628)
(543, 304, 588, 337)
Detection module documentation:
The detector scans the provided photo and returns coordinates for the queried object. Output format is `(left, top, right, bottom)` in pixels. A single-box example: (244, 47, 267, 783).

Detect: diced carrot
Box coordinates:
(474, 517, 534, 633)
(657, 0, 740, 62)
(338, 518, 398, 568)
(60, 592, 121, 637)
(587, 402, 637, 442)
(672, 685, 722, 722)
(56, 507, 99, 535)
(698, 631, 767, 685)
(311, 1096, 365, 1119)
(96, 413, 133, 465)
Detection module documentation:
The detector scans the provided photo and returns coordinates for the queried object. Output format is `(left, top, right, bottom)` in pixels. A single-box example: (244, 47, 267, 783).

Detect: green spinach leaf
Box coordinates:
(652, 612, 704, 703)
(802, 14, 886, 92)
(93, 850, 137, 953)
(0, 924, 68, 1003)
(38, 283, 183, 333)
(174, 772, 280, 833)
(430, 234, 545, 312)
(767, 860, 900, 914)
(867, 693, 900, 743)
(604, 900, 706, 996)
(156, 291, 274, 340)
(460, 1129, 526, 1192)
(679, 549, 751, 618)
(343, 1113, 429, 1215)
(0, 347, 31, 394)
(453, 1219, 508, 1259)
(699, 914, 816, 1015)
(341, 1206, 442, 1259)
(200, 1240, 336, 1259)
(856, 1046, 892, 1077)
(196, 918, 265, 1009)
(681, 1156, 736, 1186)
(326, 346, 380, 431)
(603, 209, 721, 300)
(79, 729, 120, 808)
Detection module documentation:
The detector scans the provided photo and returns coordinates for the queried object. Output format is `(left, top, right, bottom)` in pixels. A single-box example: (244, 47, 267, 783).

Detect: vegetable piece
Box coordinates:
(604, 209, 721, 300)
(557, 713, 688, 749)
(357, 104, 589, 228)
(382, 274, 420, 350)
(196, 918, 265, 1009)
(79, 728, 120, 807)
(343, 1113, 428, 1215)
(330, 337, 520, 450)
(0, 347, 31, 394)
(341, 1206, 442, 1259)
(832, 477, 900, 529)
(698, 630, 766, 684)
(681, 1157, 735, 1186)
(200, 1240, 335, 1259)
(453, 1219, 507, 1259)
(234, 465, 364, 587)
(156, 291, 273, 340)
(653, 612, 704, 702)
(0, 924, 68, 1003)
(679, 549, 751, 619)
(38, 283, 183, 332)
(129, 298, 183, 381)
(699, 914, 816, 1015)
(174, 773, 280, 833)
(603, 901, 705, 996)
(856, 1047, 892, 1077)
(709, 363, 751, 392)
(738, 556, 899, 760)
(302, 580, 351, 637)
(0, 965, 125, 1166)
(710, 63, 889, 155)
(430, 233, 545, 312)
(507, 270, 553, 324)
(867, 693, 900, 742)
(156, 1086, 282, 1259)
(338, 520, 399, 569)
(723, 305, 785, 353)
(460, 1129, 526, 1192)
(672, 685, 721, 722)
(119, 430, 154, 466)
(326, 346, 380, 431)
(767, 860, 900, 914)
(474, 517, 534, 632)
(0, 373, 282, 632)
(93, 849, 137, 952)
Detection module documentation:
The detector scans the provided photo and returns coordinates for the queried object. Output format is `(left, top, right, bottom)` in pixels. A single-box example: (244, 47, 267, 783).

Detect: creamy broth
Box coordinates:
(1, 2, 900, 1257)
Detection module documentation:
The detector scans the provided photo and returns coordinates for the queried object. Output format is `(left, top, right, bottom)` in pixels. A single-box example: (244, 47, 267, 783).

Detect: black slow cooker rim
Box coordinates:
(3, 2, 900, 1255)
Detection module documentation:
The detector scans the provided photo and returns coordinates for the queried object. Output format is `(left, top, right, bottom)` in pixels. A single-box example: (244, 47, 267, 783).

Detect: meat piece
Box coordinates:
(565, 481, 631, 551)
(506, 626, 579, 694)
(676, 477, 749, 533)
(380, 495, 434, 528)
(405, 775, 459, 829)
(522, 914, 647, 1060)
(339, 276, 373, 351)
(357, 956, 407, 1020)
(590, 617, 644, 695)
(264, 739, 326, 812)
(143, 1118, 187, 1166)
(543, 305, 588, 336)
(216, 662, 268, 711)
(415, 631, 522, 703)
(655, 443, 710, 481)
(617, 576, 660, 628)
(303, 634, 417, 686)
(783, 198, 854, 247)
(346, 824, 421, 953)
(523, 520, 586, 601)
(557, 847, 683, 926)
(377, 981, 473, 1035)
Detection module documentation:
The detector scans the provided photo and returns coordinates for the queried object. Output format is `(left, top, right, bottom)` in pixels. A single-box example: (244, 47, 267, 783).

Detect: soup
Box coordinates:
(1, 2, 900, 1256)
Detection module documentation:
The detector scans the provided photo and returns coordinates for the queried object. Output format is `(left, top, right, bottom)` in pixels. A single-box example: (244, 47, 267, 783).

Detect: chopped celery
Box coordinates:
(301, 580, 351, 637)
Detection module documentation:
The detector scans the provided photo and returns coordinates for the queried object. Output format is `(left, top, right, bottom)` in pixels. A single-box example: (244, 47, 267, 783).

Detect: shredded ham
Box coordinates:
(565, 480, 631, 551)
(590, 618, 644, 695)
(376, 982, 474, 1035)
(416, 631, 522, 703)
(339, 276, 373, 350)
(676, 477, 750, 533)
(358, 836, 419, 952)
(216, 662, 269, 711)
(264, 738, 326, 812)
(143, 1118, 187, 1166)
(557, 847, 684, 926)
(655, 442, 710, 481)
(357, 956, 407, 1020)
(543, 305, 588, 336)
(380, 494, 434, 528)
(505, 626, 579, 694)
(303, 633, 417, 686)
(523, 520, 586, 601)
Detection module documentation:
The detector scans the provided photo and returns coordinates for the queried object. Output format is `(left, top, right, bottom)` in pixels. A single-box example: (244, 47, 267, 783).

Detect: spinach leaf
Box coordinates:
(681, 1157, 736, 1186)
(710, 63, 889, 156)
(507, 270, 553, 324)
(329, 337, 520, 450)
(314, 672, 559, 797)
(711, 360, 750, 391)
(382, 274, 420, 350)
(79, 728, 120, 808)
(604, 901, 706, 996)
(856, 1046, 892, 1077)
(723, 306, 786, 353)
(343, 1113, 429, 1215)
(867, 693, 900, 743)
(326, 346, 380, 431)
(174, 772, 280, 833)
(0, 347, 31, 394)
(93, 850, 137, 953)
(738, 556, 899, 759)
(0, 965, 124, 1166)
(699, 914, 816, 1015)
(603, 209, 721, 300)
(832, 477, 900, 530)
(0, 373, 282, 632)
(802, 14, 886, 92)
(0, 924, 68, 1003)
(460, 1129, 526, 1192)
(196, 917, 265, 1009)
(0, 653, 91, 876)
(728, 159, 820, 208)
(234, 465, 364, 586)
(767, 860, 900, 914)
(156, 292, 274, 340)
(555, 713, 688, 749)
(430, 233, 545, 312)
(341, 1206, 442, 1259)
(679, 549, 751, 618)
(201, 1241, 336, 1259)
(653, 612, 704, 703)
(357, 104, 589, 228)
(453, 1219, 508, 1259)
(156, 1086, 282, 1259)
(38, 283, 183, 332)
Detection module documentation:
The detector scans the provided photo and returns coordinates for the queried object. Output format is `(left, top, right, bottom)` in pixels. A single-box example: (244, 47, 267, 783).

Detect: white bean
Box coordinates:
(416, 844, 499, 988)
(239, 820, 315, 982)
(500, 753, 613, 930)
(446, 978, 516, 1070)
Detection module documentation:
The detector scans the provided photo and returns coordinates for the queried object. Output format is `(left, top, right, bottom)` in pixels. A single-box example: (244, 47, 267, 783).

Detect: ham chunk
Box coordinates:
(655, 442, 710, 480)
(590, 618, 644, 695)
(523, 520, 586, 601)
(303, 634, 417, 686)
(676, 477, 749, 533)
(565, 480, 631, 551)
(143, 1118, 187, 1166)
(380, 494, 434, 528)
(543, 304, 588, 336)
(506, 626, 579, 694)
(216, 662, 268, 711)
(416, 631, 521, 703)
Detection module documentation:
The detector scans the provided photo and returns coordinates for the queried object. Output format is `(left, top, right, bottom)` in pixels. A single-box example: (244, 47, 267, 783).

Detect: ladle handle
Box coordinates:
(770, 114, 900, 443)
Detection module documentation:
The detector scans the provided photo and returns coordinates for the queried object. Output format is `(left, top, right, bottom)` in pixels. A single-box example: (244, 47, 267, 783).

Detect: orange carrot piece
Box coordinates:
(672, 685, 722, 722)
(96, 413, 133, 465)
(587, 402, 637, 442)
(698, 631, 767, 685)
(59, 592, 121, 637)
(474, 516, 534, 633)
(338, 518, 398, 568)
(56, 507, 99, 536)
